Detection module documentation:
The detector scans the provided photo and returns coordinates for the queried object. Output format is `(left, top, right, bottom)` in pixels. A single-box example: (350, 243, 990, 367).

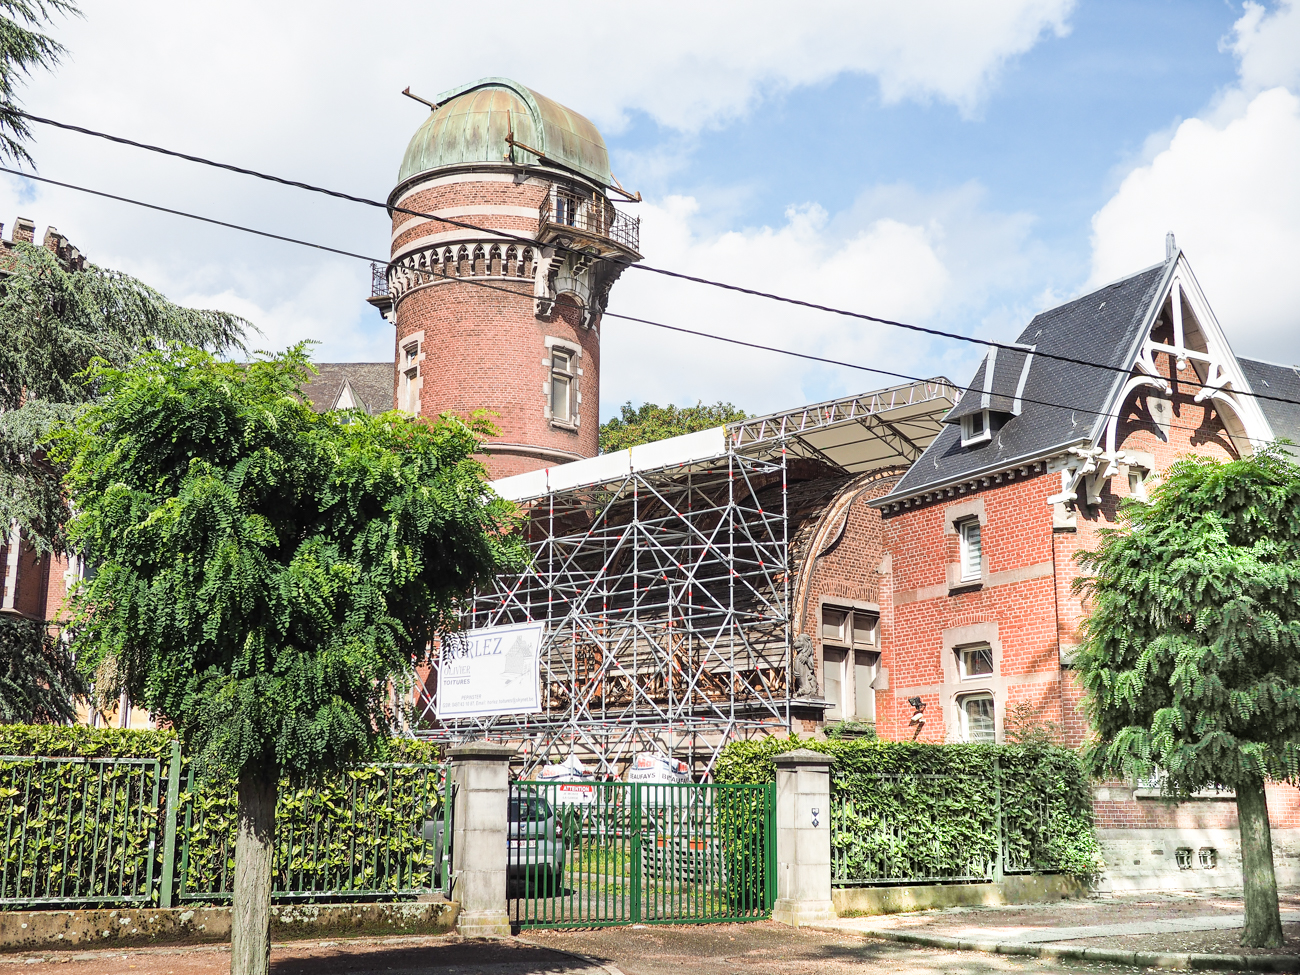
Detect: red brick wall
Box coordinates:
(389, 173, 604, 480)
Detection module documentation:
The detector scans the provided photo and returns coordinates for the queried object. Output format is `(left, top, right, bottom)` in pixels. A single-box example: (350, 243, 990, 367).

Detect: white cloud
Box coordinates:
(603, 185, 1042, 416)
(0, 0, 1072, 373)
(1089, 1, 1300, 364)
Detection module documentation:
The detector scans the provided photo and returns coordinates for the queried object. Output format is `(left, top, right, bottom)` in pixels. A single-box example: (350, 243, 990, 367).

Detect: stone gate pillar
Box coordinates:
(448, 741, 515, 937)
(772, 748, 836, 926)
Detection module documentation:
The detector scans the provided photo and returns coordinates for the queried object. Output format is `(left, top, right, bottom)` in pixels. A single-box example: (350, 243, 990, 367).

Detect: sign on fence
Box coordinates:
(436, 622, 543, 718)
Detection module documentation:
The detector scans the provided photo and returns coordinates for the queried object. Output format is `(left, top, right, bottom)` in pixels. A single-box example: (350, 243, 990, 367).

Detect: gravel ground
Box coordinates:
(0, 925, 1155, 975)
(523, 922, 1147, 975)
(1054, 921, 1300, 958)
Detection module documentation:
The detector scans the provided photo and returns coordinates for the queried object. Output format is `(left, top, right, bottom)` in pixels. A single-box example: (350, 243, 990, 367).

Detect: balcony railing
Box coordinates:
(370, 262, 390, 297)
(538, 185, 639, 254)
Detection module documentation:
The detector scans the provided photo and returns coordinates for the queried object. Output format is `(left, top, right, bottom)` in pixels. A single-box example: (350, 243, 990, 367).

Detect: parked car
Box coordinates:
(508, 793, 565, 893)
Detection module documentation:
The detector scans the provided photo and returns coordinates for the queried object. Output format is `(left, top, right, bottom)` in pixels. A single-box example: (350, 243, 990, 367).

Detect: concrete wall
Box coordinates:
(0, 901, 458, 953)
(833, 874, 1088, 916)
(1097, 827, 1300, 893)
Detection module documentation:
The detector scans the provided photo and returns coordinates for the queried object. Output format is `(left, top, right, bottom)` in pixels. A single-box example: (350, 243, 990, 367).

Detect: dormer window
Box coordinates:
(960, 410, 992, 446)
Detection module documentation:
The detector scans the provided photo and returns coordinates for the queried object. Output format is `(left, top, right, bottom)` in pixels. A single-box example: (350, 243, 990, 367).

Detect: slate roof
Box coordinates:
(945, 344, 1035, 421)
(878, 260, 1171, 503)
(302, 363, 393, 415)
(1239, 356, 1300, 449)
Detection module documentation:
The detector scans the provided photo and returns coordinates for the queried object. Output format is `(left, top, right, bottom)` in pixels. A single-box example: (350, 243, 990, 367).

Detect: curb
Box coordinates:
(804, 924, 1300, 972)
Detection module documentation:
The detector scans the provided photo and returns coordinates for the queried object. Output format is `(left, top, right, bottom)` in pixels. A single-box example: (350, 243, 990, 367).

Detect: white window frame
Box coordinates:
(400, 340, 420, 415)
(544, 339, 581, 428)
(820, 604, 879, 649)
(823, 647, 846, 720)
(956, 643, 993, 680)
(960, 410, 992, 446)
(958, 518, 982, 583)
(957, 692, 996, 743)
(1127, 465, 1149, 501)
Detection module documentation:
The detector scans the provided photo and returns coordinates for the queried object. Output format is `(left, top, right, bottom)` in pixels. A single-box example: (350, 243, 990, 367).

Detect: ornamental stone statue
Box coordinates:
(793, 633, 819, 699)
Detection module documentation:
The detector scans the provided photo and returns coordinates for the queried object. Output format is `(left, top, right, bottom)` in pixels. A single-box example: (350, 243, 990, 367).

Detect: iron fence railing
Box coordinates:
(371, 261, 390, 297)
(831, 760, 1062, 887)
(538, 186, 640, 253)
(509, 780, 775, 929)
(0, 756, 163, 907)
(1, 745, 442, 910)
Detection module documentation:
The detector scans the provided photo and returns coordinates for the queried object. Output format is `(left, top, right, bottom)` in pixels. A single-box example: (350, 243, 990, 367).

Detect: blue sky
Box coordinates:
(5, 1, 1299, 419)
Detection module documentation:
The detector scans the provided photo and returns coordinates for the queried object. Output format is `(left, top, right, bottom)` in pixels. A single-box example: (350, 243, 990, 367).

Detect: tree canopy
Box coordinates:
(0, 243, 247, 724)
(599, 400, 749, 453)
(1075, 446, 1300, 946)
(0, 0, 80, 164)
(57, 345, 525, 779)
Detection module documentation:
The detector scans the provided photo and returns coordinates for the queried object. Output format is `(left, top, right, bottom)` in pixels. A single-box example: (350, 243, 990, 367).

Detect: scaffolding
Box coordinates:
(413, 379, 957, 776)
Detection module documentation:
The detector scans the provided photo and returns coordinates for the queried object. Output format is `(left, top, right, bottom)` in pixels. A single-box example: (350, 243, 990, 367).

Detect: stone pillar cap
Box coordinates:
(447, 741, 517, 762)
(773, 748, 835, 768)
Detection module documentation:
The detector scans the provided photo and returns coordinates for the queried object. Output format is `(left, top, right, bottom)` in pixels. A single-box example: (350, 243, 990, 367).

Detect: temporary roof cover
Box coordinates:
(490, 378, 957, 503)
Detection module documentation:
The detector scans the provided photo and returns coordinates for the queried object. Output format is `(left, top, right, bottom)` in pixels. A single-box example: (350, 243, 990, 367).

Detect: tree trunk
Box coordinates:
(1237, 775, 1283, 948)
(231, 770, 277, 975)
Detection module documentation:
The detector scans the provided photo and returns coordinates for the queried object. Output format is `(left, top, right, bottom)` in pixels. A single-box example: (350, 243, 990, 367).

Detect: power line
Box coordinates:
(20, 109, 1300, 398)
(0, 163, 1290, 446)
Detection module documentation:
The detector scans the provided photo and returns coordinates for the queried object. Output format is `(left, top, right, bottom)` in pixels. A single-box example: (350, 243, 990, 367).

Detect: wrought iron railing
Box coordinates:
(538, 185, 640, 253)
(830, 761, 1065, 887)
(371, 262, 390, 297)
(509, 780, 775, 929)
(0, 747, 443, 909)
(0, 756, 163, 907)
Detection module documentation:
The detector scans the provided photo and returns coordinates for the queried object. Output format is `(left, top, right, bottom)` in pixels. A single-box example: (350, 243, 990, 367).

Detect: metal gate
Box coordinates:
(509, 780, 775, 929)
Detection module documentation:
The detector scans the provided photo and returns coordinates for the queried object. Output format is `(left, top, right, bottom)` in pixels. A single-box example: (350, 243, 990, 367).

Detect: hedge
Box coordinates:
(0, 725, 443, 907)
(714, 735, 1102, 882)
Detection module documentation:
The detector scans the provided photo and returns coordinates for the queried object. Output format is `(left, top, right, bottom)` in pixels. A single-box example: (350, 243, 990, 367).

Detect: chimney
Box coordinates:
(1165, 232, 1177, 261)
(13, 217, 35, 244)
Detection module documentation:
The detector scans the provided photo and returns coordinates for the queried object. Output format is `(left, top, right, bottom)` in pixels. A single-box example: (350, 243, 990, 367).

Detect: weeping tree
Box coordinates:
(56, 346, 525, 975)
(0, 241, 246, 722)
(0, 0, 81, 165)
(1075, 447, 1300, 948)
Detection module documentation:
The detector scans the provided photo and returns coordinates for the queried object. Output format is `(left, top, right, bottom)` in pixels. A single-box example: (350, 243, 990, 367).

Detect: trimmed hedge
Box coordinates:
(714, 735, 1102, 882)
(0, 725, 443, 907)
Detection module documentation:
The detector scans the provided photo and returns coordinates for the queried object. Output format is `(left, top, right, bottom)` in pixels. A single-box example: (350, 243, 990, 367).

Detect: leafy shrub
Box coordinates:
(713, 734, 1102, 882)
(0, 726, 443, 907)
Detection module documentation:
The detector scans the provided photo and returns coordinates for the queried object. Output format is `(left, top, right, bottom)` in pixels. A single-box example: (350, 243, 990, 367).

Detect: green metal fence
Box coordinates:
(509, 780, 776, 929)
(1, 745, 442, 909)
(830, 759, 1063, 887)
(0, 756, 163, 907)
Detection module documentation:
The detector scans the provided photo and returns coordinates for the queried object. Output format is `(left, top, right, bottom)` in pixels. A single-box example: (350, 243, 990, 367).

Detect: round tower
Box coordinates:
(379, 77, 641, 478)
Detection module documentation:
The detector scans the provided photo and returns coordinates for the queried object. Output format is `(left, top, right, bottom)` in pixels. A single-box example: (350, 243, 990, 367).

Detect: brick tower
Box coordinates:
(374, 78, 641, 478)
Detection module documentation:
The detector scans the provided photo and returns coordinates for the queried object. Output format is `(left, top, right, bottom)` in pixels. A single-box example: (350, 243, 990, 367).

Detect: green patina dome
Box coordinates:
(397, 77, 611, 188)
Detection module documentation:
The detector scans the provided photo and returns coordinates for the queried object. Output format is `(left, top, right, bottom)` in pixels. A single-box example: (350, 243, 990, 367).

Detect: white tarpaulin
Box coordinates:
(435, 622, 543, 719)
(626, 753, 690, 784)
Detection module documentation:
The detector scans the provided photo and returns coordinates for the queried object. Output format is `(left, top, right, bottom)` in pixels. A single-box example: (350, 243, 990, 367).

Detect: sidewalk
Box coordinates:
(814, 887, 1300, 967)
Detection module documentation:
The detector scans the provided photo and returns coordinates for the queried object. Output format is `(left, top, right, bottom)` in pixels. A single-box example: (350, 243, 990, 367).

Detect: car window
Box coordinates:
(508, 797, 552, 822)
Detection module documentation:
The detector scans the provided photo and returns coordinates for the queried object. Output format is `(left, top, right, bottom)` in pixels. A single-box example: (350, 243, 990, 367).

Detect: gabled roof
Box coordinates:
(1239, 357, 1300, 448)
(880, 261, 1170, 502)
(944, 343, 1035, 421)
(302, 363, 393, 416)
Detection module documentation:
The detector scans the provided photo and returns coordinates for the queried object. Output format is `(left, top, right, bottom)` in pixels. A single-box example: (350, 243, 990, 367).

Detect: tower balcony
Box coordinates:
(538, 184, 640, 257)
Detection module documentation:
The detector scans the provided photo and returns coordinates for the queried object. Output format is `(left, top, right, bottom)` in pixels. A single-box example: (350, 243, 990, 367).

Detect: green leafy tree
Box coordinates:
(1075, 448, 1300, 948)
(0, 242, 246, 722)
(56, 346, 525, 975)
(0, 0, 80, 164)
(599, 400, 749, 453)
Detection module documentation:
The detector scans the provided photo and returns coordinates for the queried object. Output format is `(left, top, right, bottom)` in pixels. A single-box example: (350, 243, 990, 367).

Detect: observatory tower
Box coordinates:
(375, 78, 641, 478)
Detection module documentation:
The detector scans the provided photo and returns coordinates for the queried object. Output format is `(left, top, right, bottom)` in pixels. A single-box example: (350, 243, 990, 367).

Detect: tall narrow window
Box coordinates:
(401, 342, 419, 415)
(550, 348, 574, 423)
(823, 649, 846, 720)
(1127, 467, 1148, 501)
(854, 650, 879, 721)
(959, 693, 996, 743)
(958, 519, 982, 582)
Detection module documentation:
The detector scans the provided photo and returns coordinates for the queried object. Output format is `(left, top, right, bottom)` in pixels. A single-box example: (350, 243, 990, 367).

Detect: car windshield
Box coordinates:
(508, 797, 552, 822)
